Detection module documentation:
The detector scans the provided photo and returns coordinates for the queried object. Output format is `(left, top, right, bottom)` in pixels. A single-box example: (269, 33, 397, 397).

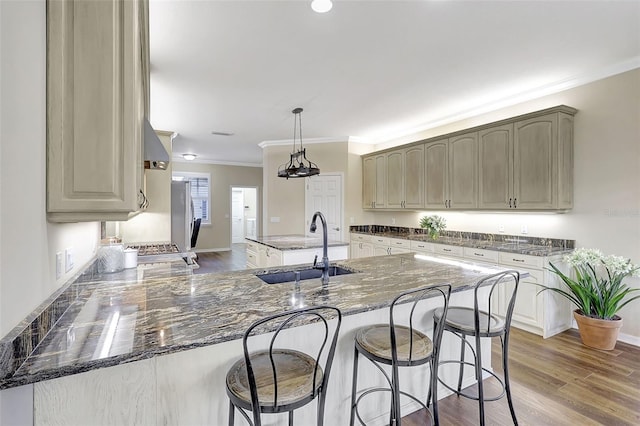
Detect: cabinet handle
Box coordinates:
(474, 252, 484, 257)
(443, 248, 452, 252)
(514, 198, 517, 208)
(509, 198, 512, 208)
(512, 258, 525, 263)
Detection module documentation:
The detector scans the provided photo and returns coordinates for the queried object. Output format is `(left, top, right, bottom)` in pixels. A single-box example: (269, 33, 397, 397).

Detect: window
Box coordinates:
(173, 172, 211, 224)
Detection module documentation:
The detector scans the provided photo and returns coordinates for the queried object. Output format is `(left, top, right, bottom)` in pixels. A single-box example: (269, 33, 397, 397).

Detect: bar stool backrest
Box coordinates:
(242, 305, 342, 422)
(474, 270, 520, 335)
(389, 284, 452, 366)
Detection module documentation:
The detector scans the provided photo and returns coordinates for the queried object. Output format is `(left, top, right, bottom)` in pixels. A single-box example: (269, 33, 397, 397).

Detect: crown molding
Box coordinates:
(258, 136, 349, 148)
(171, 157, 262, 168)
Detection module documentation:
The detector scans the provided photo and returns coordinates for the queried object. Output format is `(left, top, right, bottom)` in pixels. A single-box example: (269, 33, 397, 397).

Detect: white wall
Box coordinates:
(0, 0, 100, 338)
(368, 69, 640, 340)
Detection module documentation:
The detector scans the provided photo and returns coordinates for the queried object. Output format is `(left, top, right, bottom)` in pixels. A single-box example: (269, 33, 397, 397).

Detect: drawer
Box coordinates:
(351, 233, 371, 243)
(499, 252, 543, 269)
(388, 238, 410, 249)
(371, 236, 390, 246)
(246, 241, 259, 254)
(463, 247, 499, 263)
(410, 240, 434, 253)
(433, 244, 463, 258)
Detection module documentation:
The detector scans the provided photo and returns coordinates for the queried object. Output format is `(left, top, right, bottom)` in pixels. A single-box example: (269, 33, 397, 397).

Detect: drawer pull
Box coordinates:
(474, 252, 484, 257)
(512, 258, 525, 263)
(443, 248, 451, 252)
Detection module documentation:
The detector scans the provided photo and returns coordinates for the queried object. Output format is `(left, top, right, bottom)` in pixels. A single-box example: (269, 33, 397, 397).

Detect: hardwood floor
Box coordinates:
(191, 246, 640, 425)
(405, 327, 640, 426)
(193, 243, 247, 274)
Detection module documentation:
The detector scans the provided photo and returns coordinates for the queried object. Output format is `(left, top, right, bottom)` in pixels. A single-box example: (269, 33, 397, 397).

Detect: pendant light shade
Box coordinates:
(277, 108, 320, 179)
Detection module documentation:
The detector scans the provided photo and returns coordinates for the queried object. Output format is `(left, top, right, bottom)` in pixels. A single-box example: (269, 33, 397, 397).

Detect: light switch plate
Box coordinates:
(65, 247, 74, 272)
(56, 252, 63, 279)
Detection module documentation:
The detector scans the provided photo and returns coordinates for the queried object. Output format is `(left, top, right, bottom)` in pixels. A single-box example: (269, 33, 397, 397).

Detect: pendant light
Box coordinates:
(277, 108, 320, 179)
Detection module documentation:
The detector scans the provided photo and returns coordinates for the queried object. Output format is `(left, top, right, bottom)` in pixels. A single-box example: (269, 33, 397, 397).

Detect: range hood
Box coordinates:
(144, 118, 170, 170)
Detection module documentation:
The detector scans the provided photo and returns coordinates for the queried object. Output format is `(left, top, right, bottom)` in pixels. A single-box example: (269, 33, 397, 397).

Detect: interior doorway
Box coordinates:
(305, 174, 343, 241)
(231, 187, 258, 244)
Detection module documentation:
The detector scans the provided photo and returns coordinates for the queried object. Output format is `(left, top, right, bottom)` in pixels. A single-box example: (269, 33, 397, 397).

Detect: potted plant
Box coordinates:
(419, 214, 446, 240)
(541, 248, 640, 350)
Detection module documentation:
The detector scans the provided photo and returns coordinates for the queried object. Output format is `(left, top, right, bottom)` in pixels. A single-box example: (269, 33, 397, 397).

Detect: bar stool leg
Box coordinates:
(430, 357, 439, 426)
(288, 410, 294, 426)
(350, 346, 360, 426)
(457, 334, 466, 393)
(228, 401, 235, 426)
(475, 334, 485, 426)
(502, 335, 518, 425)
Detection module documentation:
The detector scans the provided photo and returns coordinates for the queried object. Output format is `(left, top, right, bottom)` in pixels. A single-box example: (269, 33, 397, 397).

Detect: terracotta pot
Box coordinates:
(573, 310, 623, 350)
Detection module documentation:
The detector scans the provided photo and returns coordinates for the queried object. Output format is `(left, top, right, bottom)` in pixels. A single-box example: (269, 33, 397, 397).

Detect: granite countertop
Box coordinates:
(0, 253, 510, 389)
(246, 234, 349, 250)
(350, 228, 574, 257)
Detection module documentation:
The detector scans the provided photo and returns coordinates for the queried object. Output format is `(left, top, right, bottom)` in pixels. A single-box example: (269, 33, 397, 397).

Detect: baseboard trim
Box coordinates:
(193, 248, 231, 253)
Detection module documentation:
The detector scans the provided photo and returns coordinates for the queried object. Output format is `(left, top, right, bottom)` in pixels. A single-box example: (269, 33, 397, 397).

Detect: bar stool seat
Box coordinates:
(226, 349, 323, 412)
(434, 307, 505, 336)
(355, 325, 433, 366)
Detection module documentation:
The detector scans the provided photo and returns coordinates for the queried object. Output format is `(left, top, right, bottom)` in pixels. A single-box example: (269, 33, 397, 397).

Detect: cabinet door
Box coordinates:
(513, 114, 556, 209)
(373, 246, 390, 256)
(448, 132, 477, 208)
(424, 139, 448, 209)
(360, 242, 374, 258)
(386, 150, 404, 208)
(362, 156, 376, 209)
(47, 0, 146, 222)
(374, 154, 387, 208)
(404, 145, 425, 208)
(478, 125, 513, 209)
(498, 268, 543, 328)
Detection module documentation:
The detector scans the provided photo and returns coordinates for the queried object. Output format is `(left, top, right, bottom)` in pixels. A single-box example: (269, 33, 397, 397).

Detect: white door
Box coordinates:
(231, 189, 244, 243)
(305, 174, 343, 241)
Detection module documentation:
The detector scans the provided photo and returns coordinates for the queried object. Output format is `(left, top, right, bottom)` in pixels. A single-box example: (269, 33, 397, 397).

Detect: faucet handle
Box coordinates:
(313, 255, 318, 267)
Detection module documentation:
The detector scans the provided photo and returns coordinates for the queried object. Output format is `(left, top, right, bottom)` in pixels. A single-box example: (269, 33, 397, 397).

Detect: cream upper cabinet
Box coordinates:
(424, 139, 448, 209)
(478, 124, 513, 209)
(384, 145, 425, 209)
(448, 132, 478, 209)
(362, 105, 576, 212)
(386, 150, 404, 208)
(362, 156, 376, 209)
(47, 0, 149, 222)
(513, 112, 574, 210)
(424, 134, 477, 209)
(362, 153, 387, 209)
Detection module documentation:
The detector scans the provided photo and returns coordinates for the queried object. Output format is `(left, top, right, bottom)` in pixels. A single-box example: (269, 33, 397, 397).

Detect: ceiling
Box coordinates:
(148, 0, 640, 167)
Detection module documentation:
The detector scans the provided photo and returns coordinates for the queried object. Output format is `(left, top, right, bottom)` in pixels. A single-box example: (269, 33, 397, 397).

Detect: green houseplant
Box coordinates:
(419, 215, 446, 240)
(542, 248, 640, 350)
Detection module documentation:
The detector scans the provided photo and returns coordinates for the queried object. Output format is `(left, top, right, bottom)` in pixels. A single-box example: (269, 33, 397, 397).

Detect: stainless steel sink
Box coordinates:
(256, 266, 355, 284)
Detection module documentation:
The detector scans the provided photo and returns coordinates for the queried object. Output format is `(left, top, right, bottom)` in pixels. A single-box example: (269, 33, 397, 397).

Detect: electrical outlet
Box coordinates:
(56, 252, 63, 279)
(521, 225, 528, 234)
(498, 224, 505, 233)
(391, 217, 396, 225)
(270, 217, 280, 223)
(65, 247, 74, 272)
(350, 217, 355, 224)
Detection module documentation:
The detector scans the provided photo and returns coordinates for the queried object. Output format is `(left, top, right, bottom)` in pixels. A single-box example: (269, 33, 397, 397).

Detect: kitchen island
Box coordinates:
(1, 253, 517, 425)
(245, 234, 349, 268)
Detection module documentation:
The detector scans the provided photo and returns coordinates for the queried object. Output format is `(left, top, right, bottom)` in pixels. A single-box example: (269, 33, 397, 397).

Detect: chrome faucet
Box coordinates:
(310, 211, 329, 286)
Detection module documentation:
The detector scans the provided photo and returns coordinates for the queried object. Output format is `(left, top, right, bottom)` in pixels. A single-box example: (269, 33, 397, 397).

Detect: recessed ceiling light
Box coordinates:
(183, 153, 197, 161)
(311, 0, 332, 13)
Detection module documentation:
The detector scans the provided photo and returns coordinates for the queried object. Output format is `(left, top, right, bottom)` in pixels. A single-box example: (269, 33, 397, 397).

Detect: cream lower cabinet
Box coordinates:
(47, 0, 149, 222)
(351, 234, 374, 259)
(495, 252, 571, 338)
